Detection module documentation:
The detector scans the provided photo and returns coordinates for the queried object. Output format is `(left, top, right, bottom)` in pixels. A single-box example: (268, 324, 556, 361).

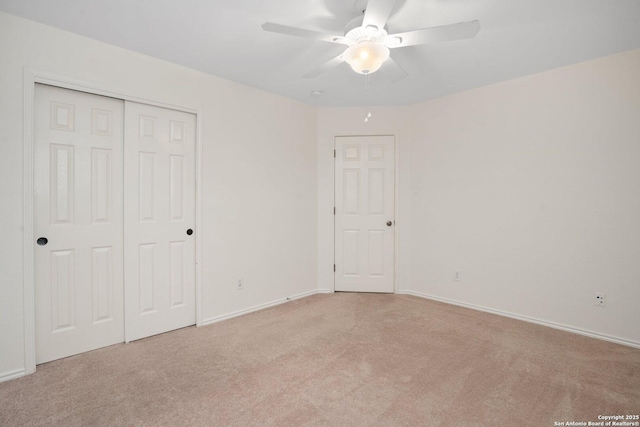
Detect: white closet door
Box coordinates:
(124, 101, 196, 342)
(335, 135, 395, 293)
(34, 84, 125, 364)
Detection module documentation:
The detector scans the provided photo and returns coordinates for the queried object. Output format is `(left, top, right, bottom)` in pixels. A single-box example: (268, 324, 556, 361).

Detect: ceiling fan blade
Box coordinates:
(303, 54, 345, 78)
(381, 56, 408, 82)
(262, 22, 351, 45)
(389, 20, 480, 47)
(362, 0, 397, 30)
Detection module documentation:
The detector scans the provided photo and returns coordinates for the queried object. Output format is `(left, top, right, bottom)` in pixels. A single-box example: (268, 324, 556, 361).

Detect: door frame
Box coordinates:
(332, 133, 399, 293)
(22, 68, 204, 374)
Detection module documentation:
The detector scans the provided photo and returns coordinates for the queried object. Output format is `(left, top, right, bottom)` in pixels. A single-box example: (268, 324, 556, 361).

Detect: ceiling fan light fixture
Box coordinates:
(343, 41, 390, 74)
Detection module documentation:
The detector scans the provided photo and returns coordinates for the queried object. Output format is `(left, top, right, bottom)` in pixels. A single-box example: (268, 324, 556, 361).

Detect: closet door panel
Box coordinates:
(124, 102, 196, 342)
(34, 84, 125, 364)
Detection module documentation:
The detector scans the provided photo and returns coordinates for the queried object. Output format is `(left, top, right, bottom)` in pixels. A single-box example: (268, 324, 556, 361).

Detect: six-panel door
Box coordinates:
(335, 135, 395, 293)
(123, 102, 196, 342)
(34, 84, 125, 364)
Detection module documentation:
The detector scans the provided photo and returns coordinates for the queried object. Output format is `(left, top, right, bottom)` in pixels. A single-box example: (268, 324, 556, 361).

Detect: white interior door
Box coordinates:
(124, 101, 196, 342)
(34, 84, 125, 364)
(335, 135, 395, 293)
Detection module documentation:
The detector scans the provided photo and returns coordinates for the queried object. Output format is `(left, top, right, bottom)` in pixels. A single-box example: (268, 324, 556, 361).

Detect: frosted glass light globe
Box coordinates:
(343, 41, 390, 74)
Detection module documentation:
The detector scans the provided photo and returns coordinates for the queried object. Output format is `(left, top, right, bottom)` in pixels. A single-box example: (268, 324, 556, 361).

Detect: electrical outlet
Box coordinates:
(594, 293, 606, 307)
(236, 278, 244, 290)
(453, 271, 461, 282)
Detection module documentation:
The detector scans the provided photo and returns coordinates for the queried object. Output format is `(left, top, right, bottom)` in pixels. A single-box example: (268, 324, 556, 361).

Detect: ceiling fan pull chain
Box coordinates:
(364, 74, 372, 123)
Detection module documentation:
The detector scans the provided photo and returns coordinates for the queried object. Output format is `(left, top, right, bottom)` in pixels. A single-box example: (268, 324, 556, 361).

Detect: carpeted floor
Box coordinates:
(1, 293, 639, 426)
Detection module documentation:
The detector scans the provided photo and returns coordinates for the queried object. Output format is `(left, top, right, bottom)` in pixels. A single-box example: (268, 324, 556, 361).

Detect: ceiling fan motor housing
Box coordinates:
(344, 14, 388, 44)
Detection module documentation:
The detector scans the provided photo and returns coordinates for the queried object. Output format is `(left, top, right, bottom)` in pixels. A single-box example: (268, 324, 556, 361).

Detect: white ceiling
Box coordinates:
(1, 0, 640, 106)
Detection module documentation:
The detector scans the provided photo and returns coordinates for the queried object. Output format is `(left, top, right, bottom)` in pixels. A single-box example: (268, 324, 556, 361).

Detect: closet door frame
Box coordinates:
(22, 68, 204, 375)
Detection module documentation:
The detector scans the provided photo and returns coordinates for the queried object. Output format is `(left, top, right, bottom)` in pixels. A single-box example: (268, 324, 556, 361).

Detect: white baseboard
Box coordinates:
(201, 289, 321, 326)
(317, 289, 333, 294)
(0, 368, 26, 383)
(398, 290, 640, 349)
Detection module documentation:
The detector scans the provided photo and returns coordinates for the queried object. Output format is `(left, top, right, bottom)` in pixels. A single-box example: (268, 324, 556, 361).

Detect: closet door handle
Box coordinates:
(37, 237, 48, 246)
(186, 229, 193, 236)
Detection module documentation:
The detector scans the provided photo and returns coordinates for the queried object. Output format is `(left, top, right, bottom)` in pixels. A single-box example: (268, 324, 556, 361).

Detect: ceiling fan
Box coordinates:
(262, 0, 480, 79)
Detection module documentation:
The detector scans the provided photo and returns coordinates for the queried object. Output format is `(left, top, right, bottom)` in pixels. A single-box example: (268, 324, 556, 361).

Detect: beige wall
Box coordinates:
(0, 11, 318, 379)
(406, 49, 640, 344)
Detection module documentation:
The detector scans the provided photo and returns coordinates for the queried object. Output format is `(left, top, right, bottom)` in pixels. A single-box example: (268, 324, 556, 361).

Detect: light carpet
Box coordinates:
(1, 293, 639, 426)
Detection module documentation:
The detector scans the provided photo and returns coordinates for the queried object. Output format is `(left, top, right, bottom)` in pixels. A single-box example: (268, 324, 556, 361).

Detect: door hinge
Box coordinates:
(334, 149, 336, 158)
(333, 264, 336, 272)
(334, 207, 336, 215)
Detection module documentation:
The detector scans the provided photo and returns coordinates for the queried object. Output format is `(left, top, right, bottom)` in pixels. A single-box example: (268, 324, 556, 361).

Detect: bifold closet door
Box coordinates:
(123, 101, 196, 342)
(34, 84, 125, 364)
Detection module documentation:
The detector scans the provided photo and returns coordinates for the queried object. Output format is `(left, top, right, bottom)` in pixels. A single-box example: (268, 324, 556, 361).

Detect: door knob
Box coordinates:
(37, 237, 48, 246)
(186, 229, 193, 236)
(386, 221, 393, 227)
